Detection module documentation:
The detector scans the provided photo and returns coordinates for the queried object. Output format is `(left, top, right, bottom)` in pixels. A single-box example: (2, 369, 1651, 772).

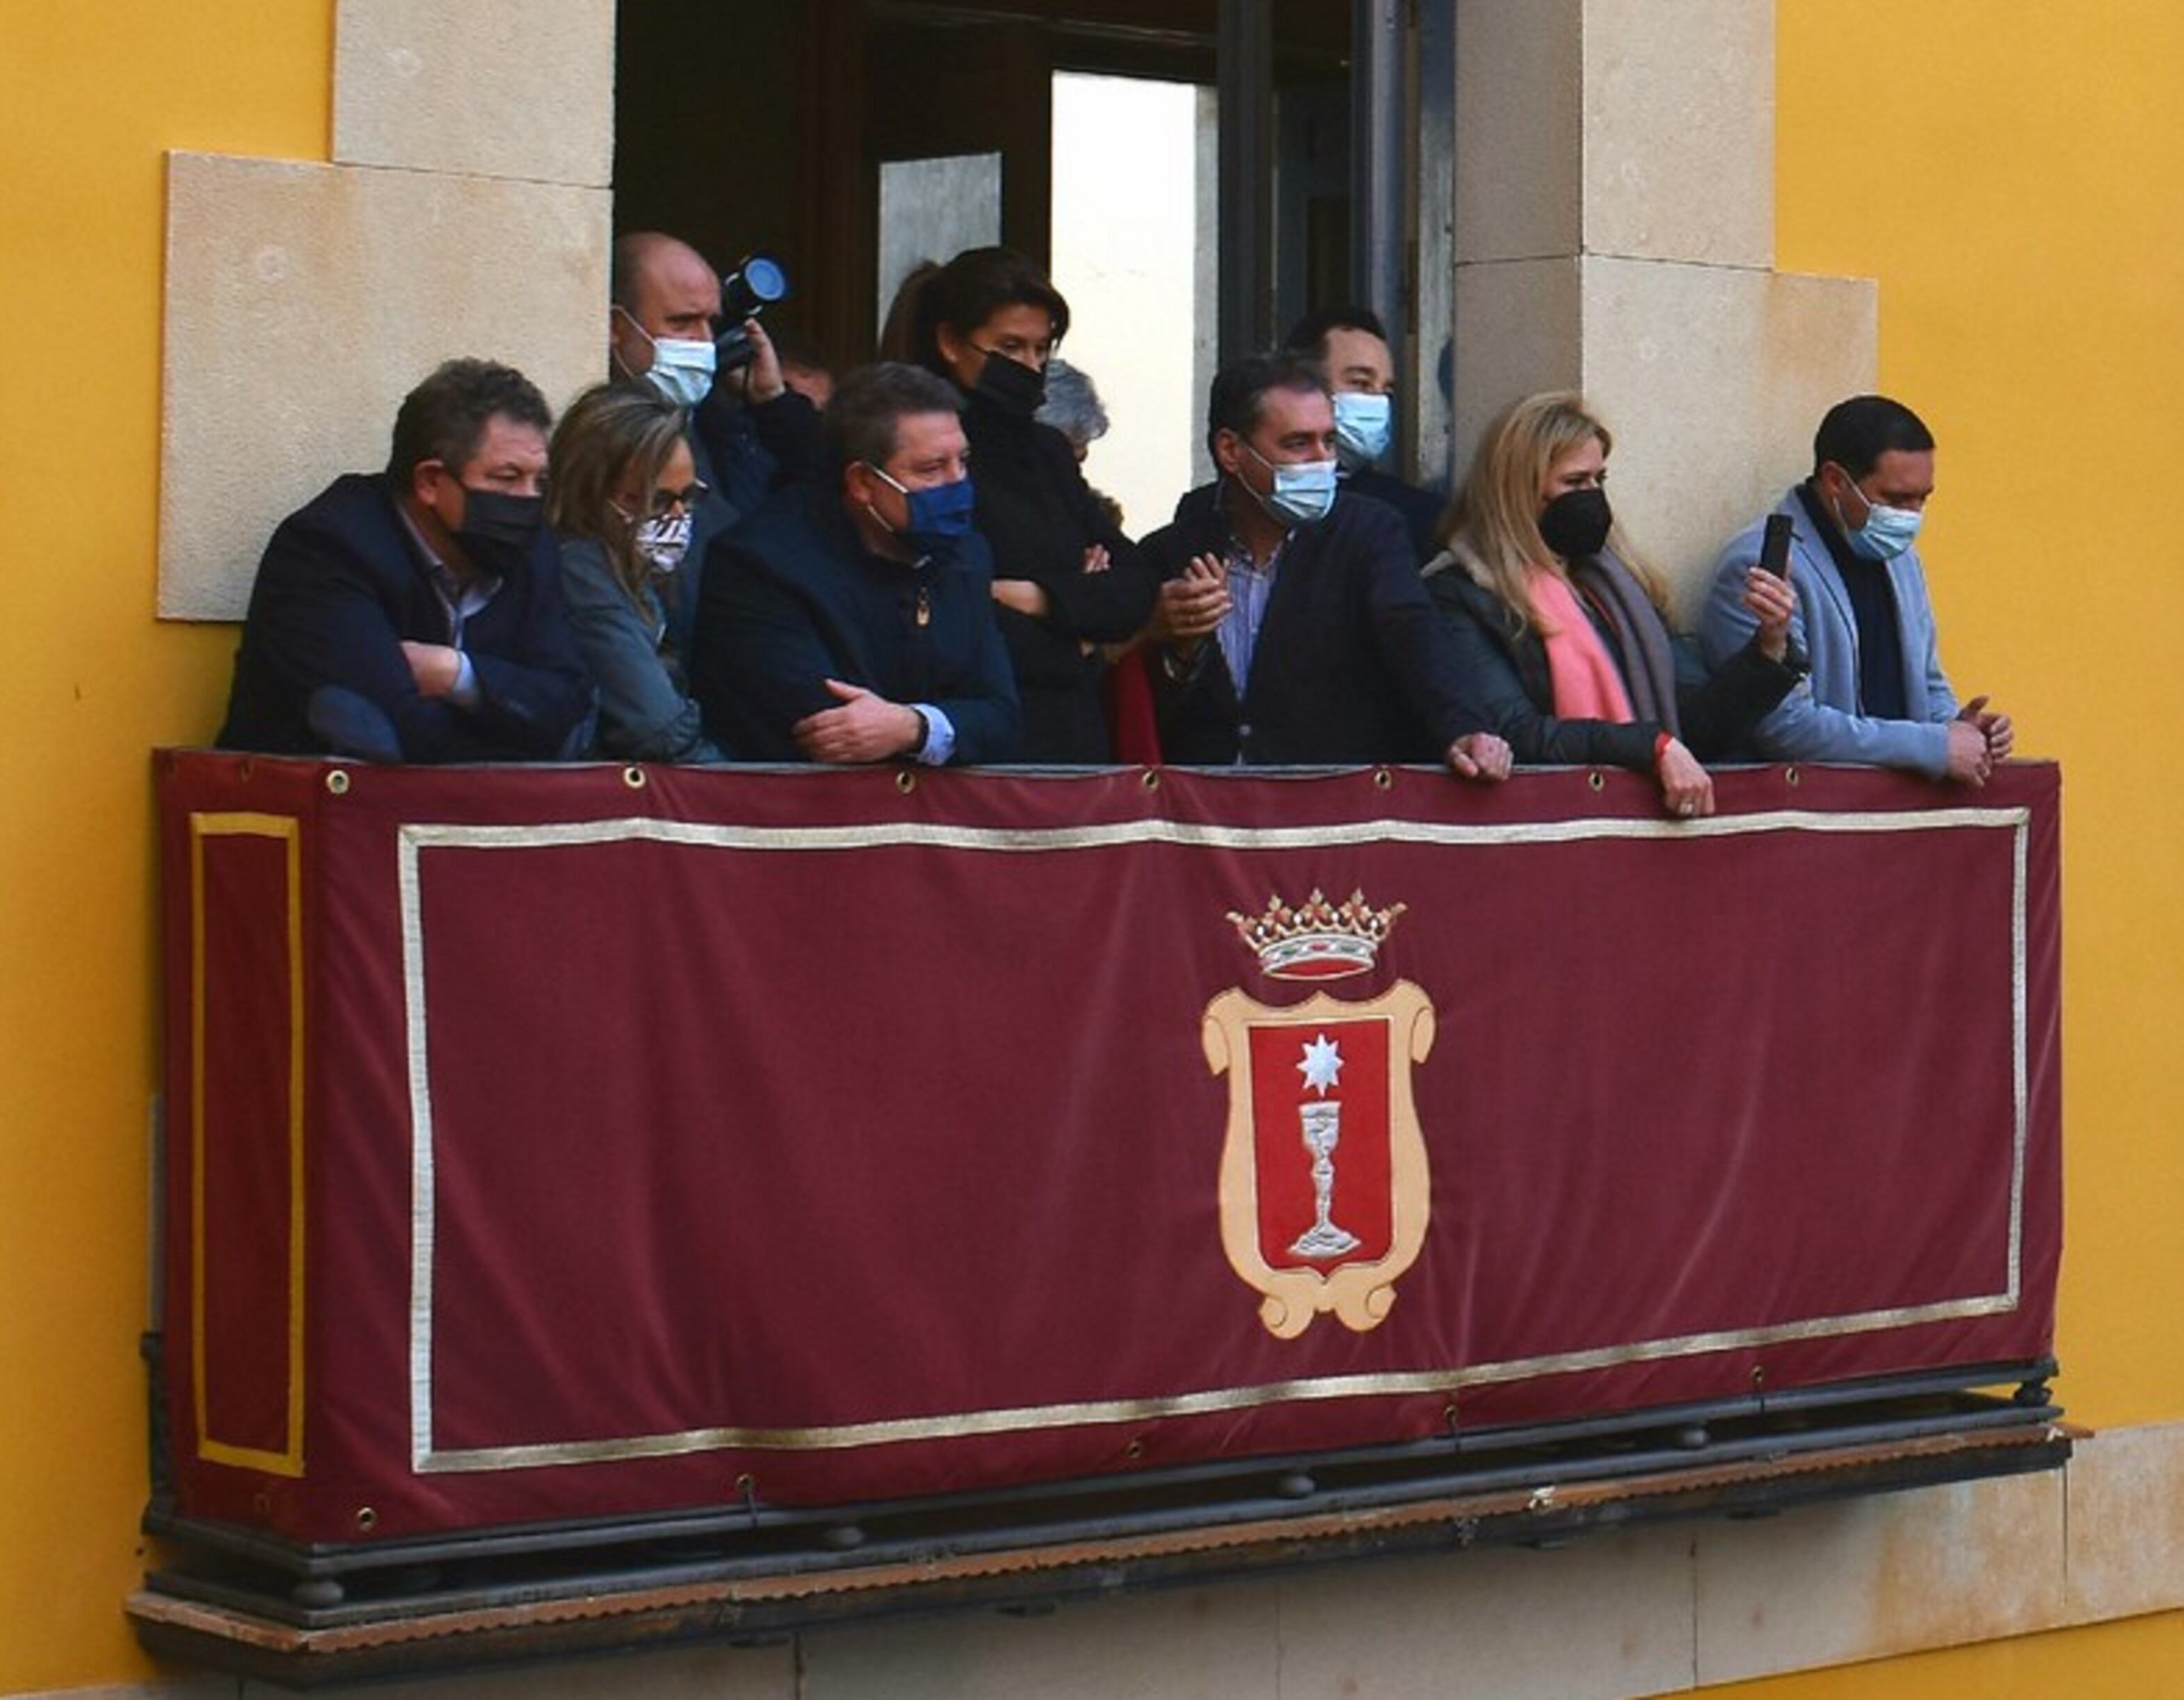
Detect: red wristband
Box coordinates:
(1653, 730, 1673, 770)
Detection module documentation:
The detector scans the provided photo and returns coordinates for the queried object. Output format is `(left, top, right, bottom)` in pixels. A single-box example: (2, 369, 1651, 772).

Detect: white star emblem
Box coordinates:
(1298, 1032, 1343, 1097)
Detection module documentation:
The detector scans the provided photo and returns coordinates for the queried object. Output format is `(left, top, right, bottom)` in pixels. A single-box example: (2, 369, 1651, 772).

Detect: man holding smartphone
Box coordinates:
(1701, 394, 2011, 783)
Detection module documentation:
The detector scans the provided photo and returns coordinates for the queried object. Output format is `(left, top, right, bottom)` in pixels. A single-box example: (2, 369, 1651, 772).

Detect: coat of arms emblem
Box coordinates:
(1203, 890, 1435, 1338)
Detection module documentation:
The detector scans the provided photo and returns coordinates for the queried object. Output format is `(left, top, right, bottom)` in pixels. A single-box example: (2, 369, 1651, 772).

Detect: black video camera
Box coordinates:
(714, 255, 790, 374)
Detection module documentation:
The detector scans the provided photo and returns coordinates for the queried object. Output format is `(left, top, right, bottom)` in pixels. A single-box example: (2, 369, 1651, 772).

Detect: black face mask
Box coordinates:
(1537, 486, 1612, 561)
(455, 487, 545, 573)
(973, 351, 1047, 418)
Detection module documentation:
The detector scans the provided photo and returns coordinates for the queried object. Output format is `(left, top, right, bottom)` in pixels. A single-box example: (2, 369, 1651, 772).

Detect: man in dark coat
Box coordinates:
(609, 232, 829, 654)
(691, 363, 1019, 766)
(217, 358, 592, 762)
(1141, 353, 1507, 779)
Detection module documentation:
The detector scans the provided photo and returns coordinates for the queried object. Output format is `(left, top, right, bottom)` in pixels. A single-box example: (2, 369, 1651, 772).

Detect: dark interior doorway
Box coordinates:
(612, 1, 1455, 495)
(613, 1, 1352, 372)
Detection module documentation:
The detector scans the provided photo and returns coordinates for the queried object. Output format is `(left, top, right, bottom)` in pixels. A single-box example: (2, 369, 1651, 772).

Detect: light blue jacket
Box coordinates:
(1700, 488, 1958, 776)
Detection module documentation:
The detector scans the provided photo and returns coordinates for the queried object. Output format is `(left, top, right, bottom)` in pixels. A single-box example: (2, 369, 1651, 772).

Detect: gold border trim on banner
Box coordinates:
(190, 811, 307, 1478)
(417, 1289, 2023, 1472)
(392, 803, 2032, 858)
(397, 805, 2032, 1475)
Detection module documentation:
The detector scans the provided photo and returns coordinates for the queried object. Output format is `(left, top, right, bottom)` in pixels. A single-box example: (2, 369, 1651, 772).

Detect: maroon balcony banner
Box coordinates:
(159, 753, 2062, 1545)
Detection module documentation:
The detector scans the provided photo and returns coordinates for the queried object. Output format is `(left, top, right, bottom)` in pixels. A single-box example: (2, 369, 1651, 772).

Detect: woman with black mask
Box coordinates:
(1425, 392, 1802, 818)
(897, 248, 1156, 763)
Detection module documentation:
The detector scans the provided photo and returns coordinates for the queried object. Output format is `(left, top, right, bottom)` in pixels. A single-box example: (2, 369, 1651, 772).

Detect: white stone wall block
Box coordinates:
(1450, 256, 1586, 483)
(334, 0, 616, 188)
(1271, 1530, 1696, 1700)
(1454, 0, 1585, 264)
(2065, 1420, 2184, 1624)
(1581, 0, 1775, 266)
(797, 1585, 1281, 1700)
(160, 152, 609, 620)
(234, 1644, 792, 1700)
(1692, 1468, 2069, 1687)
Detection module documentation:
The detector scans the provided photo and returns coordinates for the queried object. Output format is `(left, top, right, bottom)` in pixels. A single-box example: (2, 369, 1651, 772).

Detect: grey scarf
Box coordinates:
(1570, 552, 1680, 737)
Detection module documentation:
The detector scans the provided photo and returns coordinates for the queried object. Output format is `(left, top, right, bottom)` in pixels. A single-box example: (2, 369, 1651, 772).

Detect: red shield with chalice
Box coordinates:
(1203, 892, 1435, 1339)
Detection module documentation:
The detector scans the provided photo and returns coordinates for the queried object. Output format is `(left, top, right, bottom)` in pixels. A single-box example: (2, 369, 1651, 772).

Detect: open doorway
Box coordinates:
(1048, 70, 1205, 527)
(610, 1, 1436, 510)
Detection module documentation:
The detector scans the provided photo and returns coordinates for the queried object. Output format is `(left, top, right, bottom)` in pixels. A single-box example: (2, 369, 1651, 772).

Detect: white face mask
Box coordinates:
(643, 339, 716, 410)
(1331, 391, 1393, 469)
(616, 306, 716, 409)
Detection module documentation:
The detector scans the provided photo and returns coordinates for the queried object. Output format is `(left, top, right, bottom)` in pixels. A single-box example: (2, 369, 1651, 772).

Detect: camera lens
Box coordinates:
(740, 257, 787, 304)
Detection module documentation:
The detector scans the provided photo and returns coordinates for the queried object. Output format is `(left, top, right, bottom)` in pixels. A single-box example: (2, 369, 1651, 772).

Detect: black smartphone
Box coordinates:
(1758, 511, 1794, 578)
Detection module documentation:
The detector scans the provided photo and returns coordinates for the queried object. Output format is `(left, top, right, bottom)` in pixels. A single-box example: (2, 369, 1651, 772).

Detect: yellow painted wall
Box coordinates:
(1775, 0, 2184, 1431)
(0, 2, 332, 1690)
(1704, 3, 2184, 1692)
(1725, 1607, 2184, 1699)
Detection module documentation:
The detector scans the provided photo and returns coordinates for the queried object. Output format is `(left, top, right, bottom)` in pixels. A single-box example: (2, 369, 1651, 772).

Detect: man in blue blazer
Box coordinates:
(218, 359, 593, 762)
(1701, 395, 2010, 782)
(690, 363, 1020, 766)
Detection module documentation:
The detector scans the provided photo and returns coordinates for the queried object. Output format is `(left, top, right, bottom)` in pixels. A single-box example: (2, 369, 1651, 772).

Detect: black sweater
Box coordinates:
(958, 391, 1156, 762)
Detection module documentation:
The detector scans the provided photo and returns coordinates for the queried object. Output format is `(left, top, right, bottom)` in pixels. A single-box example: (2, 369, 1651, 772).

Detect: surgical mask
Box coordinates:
(1332, 392, 1393, 469)
(634, 510, 692, 576)
(454, 486, 544, 573)
(972, 350, 1047, 417)
(866, 464, 978, 554)
(1537, 486, 1613, 561)
(1831, 470, 1924, 561)
(1241, 444, 1339, 528)
(616, 307, 716, 409)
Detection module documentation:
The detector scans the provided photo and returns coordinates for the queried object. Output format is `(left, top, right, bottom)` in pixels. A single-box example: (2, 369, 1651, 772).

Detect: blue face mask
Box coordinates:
(1331, 391, 1393, 469)
(867, 465, 977, 554)
(1242, 443, 1339, 528)
(616, 306, 716, 410)
(1831, 467, 1924, 561)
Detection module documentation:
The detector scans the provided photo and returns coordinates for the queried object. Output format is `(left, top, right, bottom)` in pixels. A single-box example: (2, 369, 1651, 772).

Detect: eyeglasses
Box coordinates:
(645, 479, 709, 518)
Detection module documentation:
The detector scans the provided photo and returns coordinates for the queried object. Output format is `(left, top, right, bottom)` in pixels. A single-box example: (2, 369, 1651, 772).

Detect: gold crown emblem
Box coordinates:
(1227, 889, 1406, 981)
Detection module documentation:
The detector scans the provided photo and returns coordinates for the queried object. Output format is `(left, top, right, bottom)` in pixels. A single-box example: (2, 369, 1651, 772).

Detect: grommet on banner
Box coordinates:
(622, 765, 647, 789)
(1373, 767, 1394, 790)
(1587, 770, 1606, 792)
(1784, 766, 1801, 787)
(1141, 767, 1161, 790)
(324, 769, 351, 796)
(355, 1507, 378, 1532)
(896, 769, 917, 794)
